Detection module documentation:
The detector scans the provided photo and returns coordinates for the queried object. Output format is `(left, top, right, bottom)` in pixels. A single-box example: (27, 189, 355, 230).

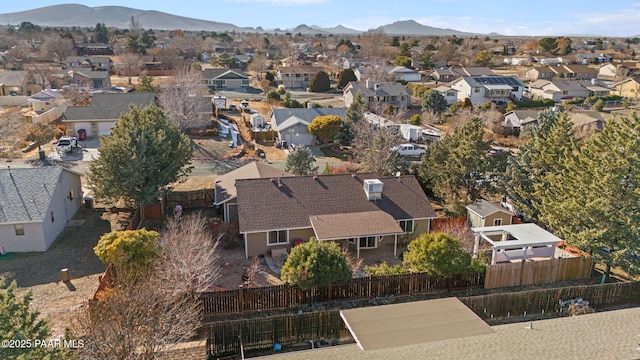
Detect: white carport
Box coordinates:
(471, 223, 567, 265)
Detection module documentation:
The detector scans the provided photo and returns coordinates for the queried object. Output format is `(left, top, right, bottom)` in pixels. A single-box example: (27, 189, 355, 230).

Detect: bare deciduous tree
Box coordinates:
(117, 52, 144, 85)
(158, 64, 210, 131)
(156, 213, 221, 295)
(40, 35, 75, 62)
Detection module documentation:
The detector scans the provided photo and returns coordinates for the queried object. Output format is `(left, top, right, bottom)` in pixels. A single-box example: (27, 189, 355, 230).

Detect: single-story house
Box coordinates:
(344, 80, 411, 110)
(202, 68, 250, 90)
(471, 223, 574, 265)
(429, 68, 456, 83)
(569, 110, 605, 134)
(271, 107, 347, 146)
(62, 92, 156, 137)
(65, 56, 113, 72)
(388, 66, 421, 82)
(503, 109, 543, 129)
(466, 199, 513, 228)
(610, 77, 640, 99)
(213, 162, 293, 222)
(450, 75, 525, 104)
(236, 173, 437, 259)
(27, 89, 65, 113)
(0, 167, 83, 252)
(63, 70, 111, 90)
(453, 67, 496, 77)
(525, 66, 557, 81)
(557, 64, 599, 80)
(0, 70, 31, 96)
(434, 86, 459, 105)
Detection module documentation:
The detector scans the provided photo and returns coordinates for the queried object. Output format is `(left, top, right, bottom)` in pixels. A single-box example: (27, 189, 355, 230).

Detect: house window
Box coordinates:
(69, 189, 75, 201)
(51, 211, 55, 223)
(241, 79, 249, 86)
(562, 91, 568, 95)
(14, 224, 25, 236)
(268, 230, 288, 245)
(399, 220, 414, 233)
(493, 218, 502, 226)
(359, 236, 377, 249)
(474, 87, 480, 93)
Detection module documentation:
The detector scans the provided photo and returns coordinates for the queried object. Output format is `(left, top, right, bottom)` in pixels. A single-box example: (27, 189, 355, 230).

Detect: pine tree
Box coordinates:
(284, 145, 318, 175)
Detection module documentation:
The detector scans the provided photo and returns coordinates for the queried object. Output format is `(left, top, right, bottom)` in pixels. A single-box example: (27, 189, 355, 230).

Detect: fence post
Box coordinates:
(368, 275, 372, 298)
(238, 285, 244, 313)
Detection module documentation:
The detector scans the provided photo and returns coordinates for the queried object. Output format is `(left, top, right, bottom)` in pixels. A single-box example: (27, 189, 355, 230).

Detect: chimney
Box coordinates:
(307, 101, 313, 109)
(366, 78, 371, 89)
(374, 83, 381, 91)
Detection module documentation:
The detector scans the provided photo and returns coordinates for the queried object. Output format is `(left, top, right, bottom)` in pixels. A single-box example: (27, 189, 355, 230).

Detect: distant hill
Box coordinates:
(0, 4, 477, 36)
(0, 4, 249, 32)
(374, 20, 475, 36)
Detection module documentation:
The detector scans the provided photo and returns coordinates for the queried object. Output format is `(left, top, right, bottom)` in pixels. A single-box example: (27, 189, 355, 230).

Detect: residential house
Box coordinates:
(65, 56, 113, 72)
(233, 54, 253, 71)
(550, 64, 598, 80)
(202, 68, 250, 91)
(528, 80, 608, 102)
(277, 66, 323, 89)
(576, 53, 612, 65)
(434, 86, 459, 105)
(271, 107, 347, 146)
(569, 110, 605, 135)
(343, 80, 411, 110)
(0, 70, 31, 96)
(388, 66, 422, 82)
(429, 68, 456, 83)
(466, 199, 513, 228)
(599, 62, 640, 80)
(450, 75, 525, 104)
(610, 77, 640, 99)
(62, 92, 155, 137)
(213, 162, 293, 222)
(525, 67, 557, 81)
(26, 89, 68, 124)
(74, 43, 114, 56)
(236, 173, 437, 259)
(63, 70, 111, 90)
(503, 109, 543, 129)
(0, 167, 82, 252)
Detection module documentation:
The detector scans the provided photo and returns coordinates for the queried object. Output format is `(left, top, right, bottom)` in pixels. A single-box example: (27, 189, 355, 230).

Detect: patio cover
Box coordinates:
(471, 223, 563, 250)
(309, 211, 403, 241)
(340, 297, 493, 351)
(483, 84, 513, 90)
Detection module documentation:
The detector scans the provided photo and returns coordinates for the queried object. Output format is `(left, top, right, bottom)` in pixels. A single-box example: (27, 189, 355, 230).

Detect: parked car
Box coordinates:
(391, 144, 426, 157)
(228, 104, 237, 112)
(56, 136, 78, 153)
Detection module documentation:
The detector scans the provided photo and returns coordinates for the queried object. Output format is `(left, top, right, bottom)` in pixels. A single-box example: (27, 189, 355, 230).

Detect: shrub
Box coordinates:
(266, 90, 281, 101)
(363, 262, 410, 276)
(309, 71, 330, 92)
(280, 238, 351, 289)
(94, 229, 160, 279)
(403, 232, 481, 276)
(409, 114, 422, 125)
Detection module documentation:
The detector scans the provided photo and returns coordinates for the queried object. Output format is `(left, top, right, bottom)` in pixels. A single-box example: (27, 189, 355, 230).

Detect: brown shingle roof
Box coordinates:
(310, 211, 403, 240)
(214, 162, 293, 205)
(236, 174, 436, 233)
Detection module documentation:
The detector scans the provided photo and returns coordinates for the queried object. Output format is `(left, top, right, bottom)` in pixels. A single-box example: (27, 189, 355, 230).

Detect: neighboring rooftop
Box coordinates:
(466, 199, 512, 218)
(0, 167, 63, 223)
(63, 92, 155, 121)
(213, 162, 293, 205)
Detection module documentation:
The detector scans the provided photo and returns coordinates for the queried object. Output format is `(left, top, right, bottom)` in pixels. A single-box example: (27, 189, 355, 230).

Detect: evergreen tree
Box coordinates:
(543, 114, 640, 282)
(135, 75, 157, 93)
(336, 92, 366, 146)
(336, 68, 357, 89)
(308, 115, 342, 145)
(504, 109, 576, 223)
(421, 89, 448, 114)
(87, 105, 193, 208)
(417, 118, 493, 207)
(309, 71, 330, 92)
(93, 23, 109, 43)
(284, 145, 318, 175)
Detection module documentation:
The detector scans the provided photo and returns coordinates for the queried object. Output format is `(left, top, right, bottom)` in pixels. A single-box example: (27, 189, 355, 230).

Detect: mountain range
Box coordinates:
(0, 4, 478, 36)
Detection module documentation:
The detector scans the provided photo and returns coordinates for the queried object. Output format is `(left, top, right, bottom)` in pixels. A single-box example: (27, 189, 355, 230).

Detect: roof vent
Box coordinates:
(363, 179, 383, 201)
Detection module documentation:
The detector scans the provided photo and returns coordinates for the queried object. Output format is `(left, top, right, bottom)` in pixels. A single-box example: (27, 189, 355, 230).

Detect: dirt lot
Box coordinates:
(0, 208, 132, 337)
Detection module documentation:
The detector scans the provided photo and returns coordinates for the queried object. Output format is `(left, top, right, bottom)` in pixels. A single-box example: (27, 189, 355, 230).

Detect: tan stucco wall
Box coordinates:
(289, 228, 315, 242)
(484, 212, 512, 227)
(245, 232, 269, 258)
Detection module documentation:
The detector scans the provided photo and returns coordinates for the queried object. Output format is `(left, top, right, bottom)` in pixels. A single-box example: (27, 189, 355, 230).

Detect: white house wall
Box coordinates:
(41, 170, 82, 250)
(0, 222, 45, 252)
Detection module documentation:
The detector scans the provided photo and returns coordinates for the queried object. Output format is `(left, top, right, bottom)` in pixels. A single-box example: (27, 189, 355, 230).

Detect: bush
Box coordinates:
(409, 114, 422, 125)
(309, 71, 331, 92)
(363, 262, 410, 276)
(407, 83, 431, 99)
(403, 232, 482, 276)
(94, 229, 160, 279)
(479, 101, 494, 111)
(280, 238, 351, 289)
(277, 86, 286, 95)
(266, 90, 281, 101)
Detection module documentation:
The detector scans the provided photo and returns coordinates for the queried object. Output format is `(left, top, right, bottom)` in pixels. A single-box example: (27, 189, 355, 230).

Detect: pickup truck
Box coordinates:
(392, 144, 426, 157)
(56, 136, 78, 153)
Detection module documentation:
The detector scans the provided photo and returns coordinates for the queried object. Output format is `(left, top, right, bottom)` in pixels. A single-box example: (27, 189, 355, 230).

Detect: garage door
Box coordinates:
(71, 122, 92, 136)
(98, 122, 115, 136)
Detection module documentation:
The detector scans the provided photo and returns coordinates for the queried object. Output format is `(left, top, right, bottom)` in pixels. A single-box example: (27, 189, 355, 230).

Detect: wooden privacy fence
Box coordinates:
(205, 310, 352, 357)
(460, 281, 640, 322)
(201, 272, 484, 319)
(484, 256, 593, 289)
(163, 189, 215, 210)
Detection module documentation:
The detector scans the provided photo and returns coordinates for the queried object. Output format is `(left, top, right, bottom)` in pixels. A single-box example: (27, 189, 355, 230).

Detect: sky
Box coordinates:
(3, 0, 640, 37)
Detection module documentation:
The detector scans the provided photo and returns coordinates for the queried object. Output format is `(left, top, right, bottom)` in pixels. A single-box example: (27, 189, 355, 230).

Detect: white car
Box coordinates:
(56, 136, 78, 153)
(240, 100, 250, 112)
(392, 144, 426, 157)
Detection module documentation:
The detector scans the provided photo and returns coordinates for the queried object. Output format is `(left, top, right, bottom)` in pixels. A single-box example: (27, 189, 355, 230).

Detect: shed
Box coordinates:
(249, 112, 266, 128)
